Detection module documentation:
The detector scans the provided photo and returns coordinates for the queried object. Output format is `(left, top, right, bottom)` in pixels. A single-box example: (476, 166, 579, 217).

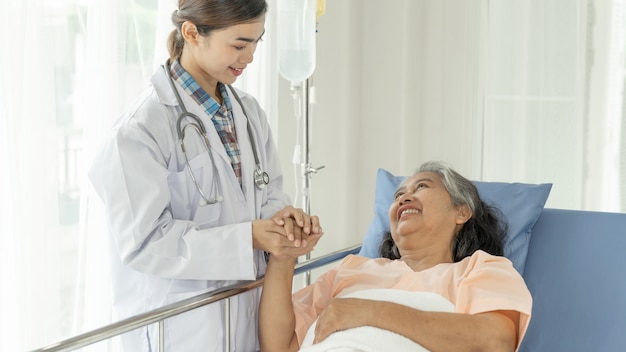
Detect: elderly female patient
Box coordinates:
(259, 161, 532, 352)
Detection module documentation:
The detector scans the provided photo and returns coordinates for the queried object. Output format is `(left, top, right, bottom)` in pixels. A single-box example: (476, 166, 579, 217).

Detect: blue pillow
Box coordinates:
(358, 168, 552, 274)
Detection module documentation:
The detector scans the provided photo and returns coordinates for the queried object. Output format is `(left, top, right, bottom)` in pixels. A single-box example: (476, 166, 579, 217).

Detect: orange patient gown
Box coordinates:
(292, 250, 532, 349)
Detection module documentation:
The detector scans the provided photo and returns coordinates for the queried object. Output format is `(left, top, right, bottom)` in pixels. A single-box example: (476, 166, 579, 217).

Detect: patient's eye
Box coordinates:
(395, 179, 430, 200)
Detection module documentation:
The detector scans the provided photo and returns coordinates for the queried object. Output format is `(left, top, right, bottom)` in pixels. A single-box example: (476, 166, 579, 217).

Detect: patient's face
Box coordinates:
(388, 172, 463, 256)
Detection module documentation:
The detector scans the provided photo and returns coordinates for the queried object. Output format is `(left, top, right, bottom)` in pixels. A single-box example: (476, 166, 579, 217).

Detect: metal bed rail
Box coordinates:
(31, 244, 362, 352)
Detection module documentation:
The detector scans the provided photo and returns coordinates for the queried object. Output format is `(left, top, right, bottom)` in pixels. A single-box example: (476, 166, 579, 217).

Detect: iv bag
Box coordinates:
(277, 0, 316, 86)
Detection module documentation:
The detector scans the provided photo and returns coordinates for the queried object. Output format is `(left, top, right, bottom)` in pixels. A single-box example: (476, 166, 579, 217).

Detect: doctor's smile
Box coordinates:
(229, 66, 244, 76)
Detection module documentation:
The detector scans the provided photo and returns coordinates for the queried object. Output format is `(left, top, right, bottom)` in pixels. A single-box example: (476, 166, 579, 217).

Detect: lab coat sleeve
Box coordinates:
(89, 94, 256, 281)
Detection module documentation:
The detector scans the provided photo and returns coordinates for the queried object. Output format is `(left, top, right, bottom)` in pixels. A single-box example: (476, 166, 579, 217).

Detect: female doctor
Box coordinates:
(88, 0, 323, 351)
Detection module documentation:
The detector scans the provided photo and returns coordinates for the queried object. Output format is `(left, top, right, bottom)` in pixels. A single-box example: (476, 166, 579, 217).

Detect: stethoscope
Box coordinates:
(164, 59, 269, 205)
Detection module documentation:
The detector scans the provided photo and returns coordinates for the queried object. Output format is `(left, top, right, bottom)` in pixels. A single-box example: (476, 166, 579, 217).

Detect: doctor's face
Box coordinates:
(182, 15, 265, 88)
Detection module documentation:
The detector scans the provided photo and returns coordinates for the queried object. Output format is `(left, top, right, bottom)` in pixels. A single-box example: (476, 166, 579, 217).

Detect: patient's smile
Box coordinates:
(400, 208, 420, 217)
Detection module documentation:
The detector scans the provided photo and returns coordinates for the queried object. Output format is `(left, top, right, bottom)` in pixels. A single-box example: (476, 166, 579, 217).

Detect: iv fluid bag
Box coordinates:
(277, 0, 316, 86)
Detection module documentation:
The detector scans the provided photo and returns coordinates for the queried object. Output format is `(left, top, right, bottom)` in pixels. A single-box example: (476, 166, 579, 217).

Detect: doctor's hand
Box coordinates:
(272, 206, 322, 248)
(252, 219, 323, 259)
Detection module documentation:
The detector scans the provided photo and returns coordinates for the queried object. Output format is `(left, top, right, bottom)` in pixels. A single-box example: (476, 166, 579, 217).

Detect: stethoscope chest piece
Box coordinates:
(254, 168, 270, 189)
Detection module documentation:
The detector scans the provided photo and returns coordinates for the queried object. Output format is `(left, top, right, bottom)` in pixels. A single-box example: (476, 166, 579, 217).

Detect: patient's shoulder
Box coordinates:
(465, 250, 515, 267)
(341, 254, 370, 265)
(339, 254, 394, 268)
(458, 250, 520, 278)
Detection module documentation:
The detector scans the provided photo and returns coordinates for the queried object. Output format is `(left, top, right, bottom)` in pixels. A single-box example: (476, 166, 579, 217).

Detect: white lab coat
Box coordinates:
(89, 65, 291, 352)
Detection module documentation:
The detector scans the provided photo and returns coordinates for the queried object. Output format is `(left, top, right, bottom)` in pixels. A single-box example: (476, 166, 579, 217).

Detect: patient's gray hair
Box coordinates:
(416, 161, 478, 214)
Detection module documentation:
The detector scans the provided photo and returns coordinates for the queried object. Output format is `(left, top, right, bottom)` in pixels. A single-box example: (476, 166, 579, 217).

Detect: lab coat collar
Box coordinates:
(151, 64, 257, 201)
(151, 64, 178, 106)
(151, 64, 252, 106)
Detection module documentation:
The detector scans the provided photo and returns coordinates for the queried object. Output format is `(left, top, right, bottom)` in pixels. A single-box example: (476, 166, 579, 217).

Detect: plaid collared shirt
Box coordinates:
(170, 60, 242, 186)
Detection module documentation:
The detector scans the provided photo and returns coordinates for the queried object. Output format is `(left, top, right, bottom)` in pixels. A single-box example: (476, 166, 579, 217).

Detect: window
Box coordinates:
(484, 0, 625, 211)
(0, 1, 276, 350)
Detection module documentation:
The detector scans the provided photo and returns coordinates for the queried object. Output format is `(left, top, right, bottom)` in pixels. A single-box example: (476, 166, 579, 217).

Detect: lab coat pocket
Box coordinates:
(163, 290, 224, 351)
(168, 151, 222, 227)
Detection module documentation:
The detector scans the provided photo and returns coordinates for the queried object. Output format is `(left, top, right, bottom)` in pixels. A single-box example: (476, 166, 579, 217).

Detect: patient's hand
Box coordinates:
(272, 206, 322, 248)
(273, 229, 323, 260)
(313, 298, 372, 344)
(252, 219, 323, 258)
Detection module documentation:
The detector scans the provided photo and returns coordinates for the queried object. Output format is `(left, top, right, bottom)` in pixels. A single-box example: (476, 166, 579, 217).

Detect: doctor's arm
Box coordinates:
(90, 119, 279, 280)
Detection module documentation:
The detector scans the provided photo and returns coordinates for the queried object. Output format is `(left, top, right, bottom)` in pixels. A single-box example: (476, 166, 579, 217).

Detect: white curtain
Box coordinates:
(1, 2, 62, 350)
(484, 0, 588, 207)
(484, 0, 624, 211)
(582, 0, 625, 211)
(0, 0, 277, 350)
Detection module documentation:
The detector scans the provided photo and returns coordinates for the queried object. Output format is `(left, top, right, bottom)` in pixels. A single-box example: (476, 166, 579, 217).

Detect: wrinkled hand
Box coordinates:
(252, 218, 323, 259)
(314, 298, 372, 344)
(271, 206, 322, 248)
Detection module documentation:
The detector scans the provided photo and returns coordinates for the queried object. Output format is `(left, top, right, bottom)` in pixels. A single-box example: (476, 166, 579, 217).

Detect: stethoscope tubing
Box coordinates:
(164, 59, 269, 204)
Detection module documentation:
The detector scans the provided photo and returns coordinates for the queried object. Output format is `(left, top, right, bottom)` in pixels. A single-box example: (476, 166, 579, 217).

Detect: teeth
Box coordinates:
(401, 209, 420, 216)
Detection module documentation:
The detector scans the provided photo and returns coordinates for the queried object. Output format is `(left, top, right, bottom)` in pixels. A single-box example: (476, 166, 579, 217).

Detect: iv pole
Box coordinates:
(300, 0, 327, 286)
(277, 0, 326, 286)
(300, 76, 324, 286)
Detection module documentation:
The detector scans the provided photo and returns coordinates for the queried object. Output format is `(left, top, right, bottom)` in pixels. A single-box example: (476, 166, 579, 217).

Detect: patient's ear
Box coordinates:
(455, 204, 472, 225)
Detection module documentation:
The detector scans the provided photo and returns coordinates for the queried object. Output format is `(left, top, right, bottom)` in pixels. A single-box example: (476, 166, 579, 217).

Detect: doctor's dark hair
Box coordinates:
(379, 161, 508, 262)
(167, 0, 268, 60)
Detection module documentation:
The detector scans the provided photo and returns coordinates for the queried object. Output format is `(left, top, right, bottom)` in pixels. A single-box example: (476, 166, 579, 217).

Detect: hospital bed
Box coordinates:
(31, 169, 626, 351)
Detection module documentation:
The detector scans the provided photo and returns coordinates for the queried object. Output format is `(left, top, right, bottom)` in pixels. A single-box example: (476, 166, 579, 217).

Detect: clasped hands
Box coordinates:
(252, 205, 323, 259)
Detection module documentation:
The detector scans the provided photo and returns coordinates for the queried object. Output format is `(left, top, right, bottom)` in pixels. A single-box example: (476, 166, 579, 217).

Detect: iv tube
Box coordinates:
(277, 0, 316, 87)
